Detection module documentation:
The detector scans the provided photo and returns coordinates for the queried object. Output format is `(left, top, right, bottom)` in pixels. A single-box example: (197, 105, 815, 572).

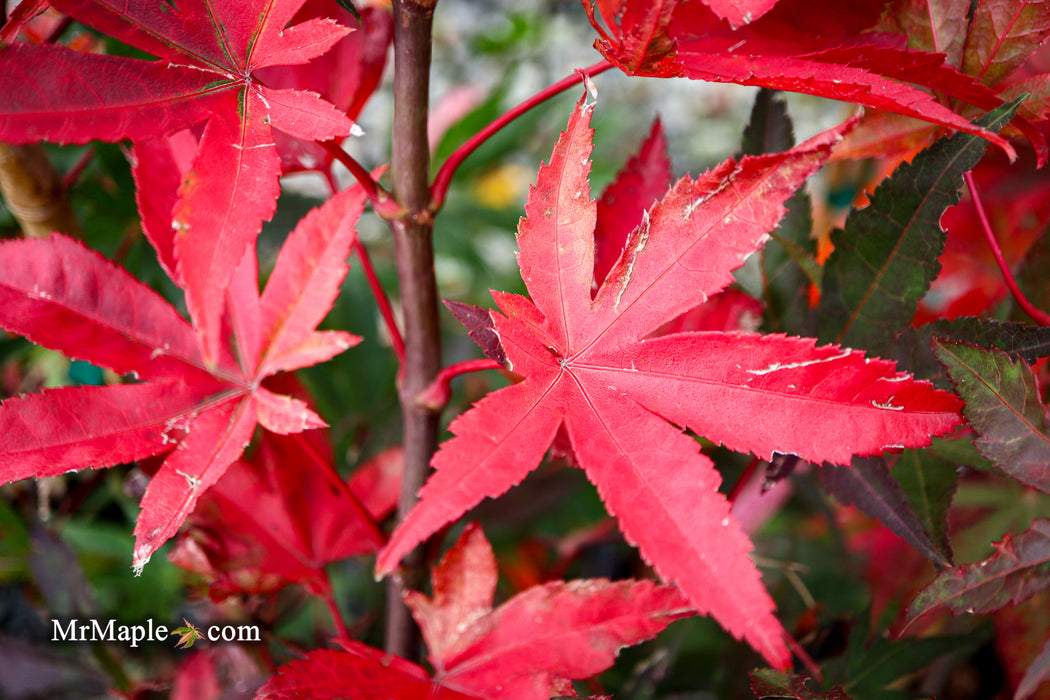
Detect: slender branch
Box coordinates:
(354, 239, 406, 364)
(385, 0, 441, 662)
(417, 358, 502, 410)
(319, 139, 405, 219)
(964, 171, 1050, 326)
(430, 59, 615, 211)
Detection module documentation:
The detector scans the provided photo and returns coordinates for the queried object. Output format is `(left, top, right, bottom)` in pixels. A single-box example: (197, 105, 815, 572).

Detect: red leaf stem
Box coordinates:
(320, 139, 404, 219)
(965, 171, 1050, 326)
(353, 239, 406, 366)
(60, 145, 94, 190)
(727, 455, 762, 504)
(429, 59, 615, 211)
(417, 358, 504, 410)
(320, 569, 352, 640)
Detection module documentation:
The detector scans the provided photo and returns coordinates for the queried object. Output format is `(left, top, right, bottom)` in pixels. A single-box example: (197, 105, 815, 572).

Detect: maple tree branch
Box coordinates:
(353, 239, 406, 365)
(964, 171, 1050, 326)
(429, 59, 615, 211)
(385, 0, 441, 661)
(416, 358, 503, 410)
(0, 143, 81, 238)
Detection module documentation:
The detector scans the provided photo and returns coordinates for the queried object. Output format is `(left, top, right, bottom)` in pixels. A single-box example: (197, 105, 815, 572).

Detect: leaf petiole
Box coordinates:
(965, 171, 1050, 326)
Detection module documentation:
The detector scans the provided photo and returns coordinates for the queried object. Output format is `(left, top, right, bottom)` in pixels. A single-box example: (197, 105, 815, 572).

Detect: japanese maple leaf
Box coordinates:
(377, 96, 964, 668)
(260, 524, 692, 699)
(585, 0, 1022, 158)
(836, 0, 1050, 162)
(0, 173, 367, 573)
(0, 0, 355, 361)
(257, 0, 394, 175)
(169, 428, 402, 600)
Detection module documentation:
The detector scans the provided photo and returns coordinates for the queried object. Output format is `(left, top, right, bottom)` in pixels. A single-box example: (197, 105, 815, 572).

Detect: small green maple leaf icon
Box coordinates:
(170, 619, 203, 649)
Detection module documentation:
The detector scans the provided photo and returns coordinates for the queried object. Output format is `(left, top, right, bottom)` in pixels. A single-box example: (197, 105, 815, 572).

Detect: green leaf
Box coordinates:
(819, 456, 952, 568)
(750, 670, 851, 700)
(826, 611, 985, 700)
(817, 97, 1023, 353)
(735, 88, 818, 335)
(893, 449, 958, 566)
(933, 339, 1050, 494)
(907, 519, 1050, 622)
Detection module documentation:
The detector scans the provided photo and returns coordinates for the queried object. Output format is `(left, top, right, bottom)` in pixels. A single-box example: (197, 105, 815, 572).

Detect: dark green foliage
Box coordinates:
(817, 98, 1023, 354)
(819, 456, 952, 568)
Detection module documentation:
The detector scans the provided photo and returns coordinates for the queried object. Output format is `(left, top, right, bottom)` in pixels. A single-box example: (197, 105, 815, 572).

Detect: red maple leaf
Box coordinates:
(259, 524, 692, 699)
(169, 427, 402, 599)
(585, 0, 1024, 159)
(0, 0, 357, 361)
(258, 0, 394, 175)
(0, 171, 368, 572)
(376, 95, 963, 668)
(835, 0, 1050, 163)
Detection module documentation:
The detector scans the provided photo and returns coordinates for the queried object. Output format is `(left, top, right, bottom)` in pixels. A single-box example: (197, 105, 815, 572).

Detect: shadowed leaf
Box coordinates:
(820, 456, 952, 567)
(934, 339, 1050, 494)
(735, 88, 817, 335)
(895, 318, 1050, 381)
(892, 449, 957, 565)
(750, 670, 851, 699)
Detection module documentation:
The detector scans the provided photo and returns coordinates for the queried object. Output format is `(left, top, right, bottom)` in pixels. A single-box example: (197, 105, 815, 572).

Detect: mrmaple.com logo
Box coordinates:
(51, 618, 260, 648)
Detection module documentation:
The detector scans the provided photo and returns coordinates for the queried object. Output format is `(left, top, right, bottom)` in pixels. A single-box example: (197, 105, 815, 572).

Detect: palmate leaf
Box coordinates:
(0, 179, 368, 572)
(933, 340, 1050, 494)
(907, 519, 1050, 622)
(262, 525, 691, 699)
(377, 95, 962, 668)
(0, 0, 355, 362)
(839, 0, 1050, 162)
(169, 431, 398, 599)
(817, 98, 1023, 355)
(586, 0, 1016, 157)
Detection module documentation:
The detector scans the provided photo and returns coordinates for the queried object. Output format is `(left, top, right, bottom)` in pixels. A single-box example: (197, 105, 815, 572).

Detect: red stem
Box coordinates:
(320, 140, 404, 220)
(727, 456, 761, 504)
(417, 358, 502, 409)
(318, 169, 407, 366)
(353, 239, 406, 365)
(964, 171, 1050, 326)
(429, 59, 615, 211)
(62, 146, 95, 190)
(320, 569, 352, 640)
